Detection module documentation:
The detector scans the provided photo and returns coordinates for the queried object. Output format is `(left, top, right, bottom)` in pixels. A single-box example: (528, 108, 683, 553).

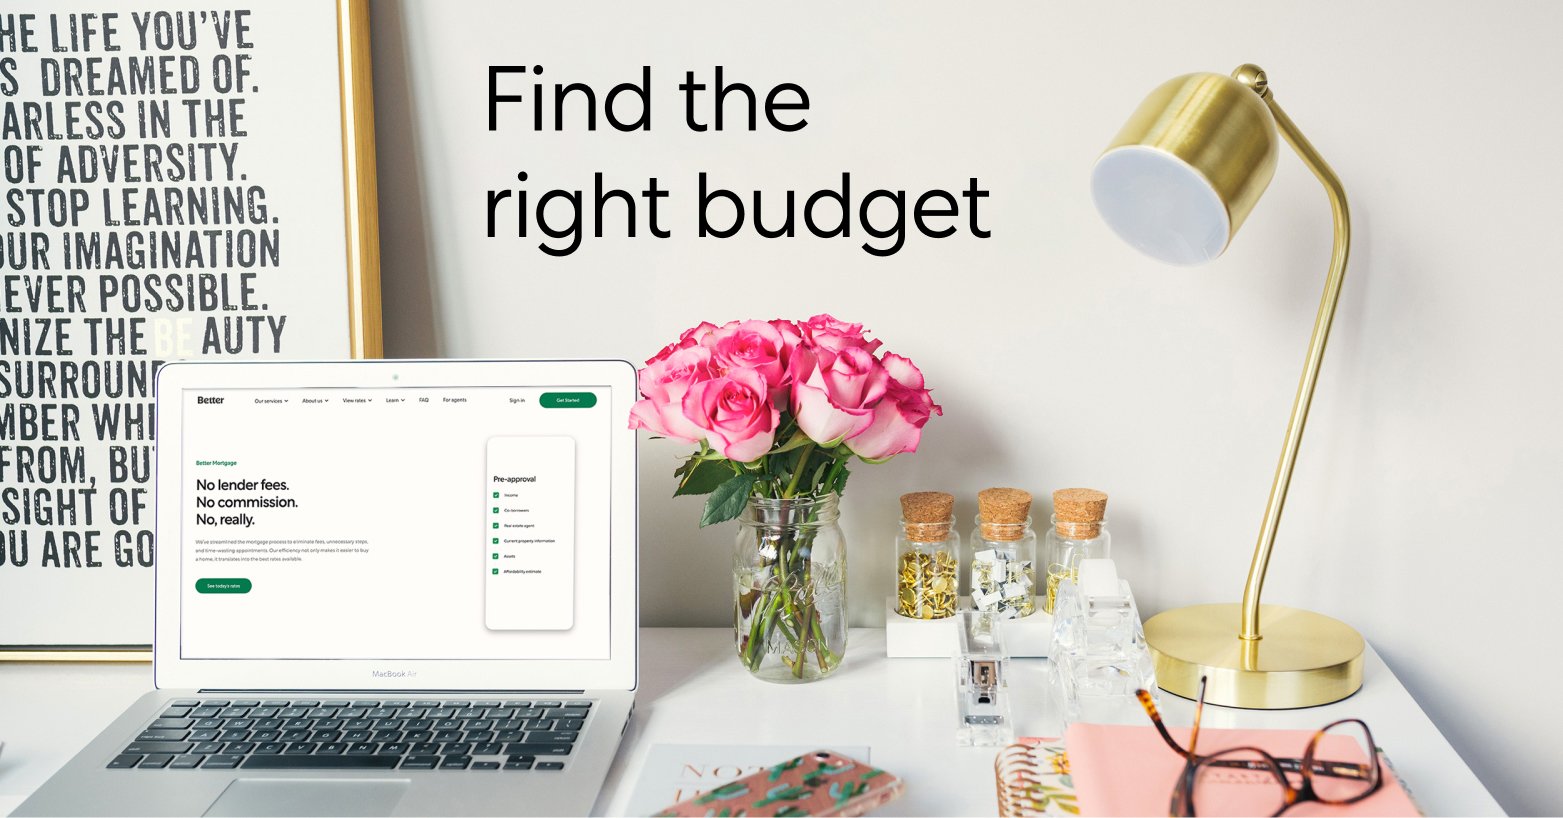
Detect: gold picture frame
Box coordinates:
(1, 0, 381, 661)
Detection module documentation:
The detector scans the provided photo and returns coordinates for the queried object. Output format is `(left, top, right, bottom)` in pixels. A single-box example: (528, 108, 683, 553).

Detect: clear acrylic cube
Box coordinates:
(1048, 559, 1158, 726)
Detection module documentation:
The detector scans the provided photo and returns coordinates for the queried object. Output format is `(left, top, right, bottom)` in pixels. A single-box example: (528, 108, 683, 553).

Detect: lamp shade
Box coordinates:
(1091, 72, 1279, 265)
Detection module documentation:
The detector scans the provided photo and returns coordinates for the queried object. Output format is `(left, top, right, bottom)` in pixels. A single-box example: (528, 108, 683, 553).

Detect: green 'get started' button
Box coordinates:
(540, 392, 597, 408)
(196, 578, 252, 594)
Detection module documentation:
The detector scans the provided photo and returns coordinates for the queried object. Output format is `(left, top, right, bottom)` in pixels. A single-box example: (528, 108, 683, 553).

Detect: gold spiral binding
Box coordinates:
(995, 742, 1047, 817)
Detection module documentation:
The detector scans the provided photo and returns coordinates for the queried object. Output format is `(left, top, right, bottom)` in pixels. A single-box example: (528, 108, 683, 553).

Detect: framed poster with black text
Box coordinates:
(1, 0, 382, 659)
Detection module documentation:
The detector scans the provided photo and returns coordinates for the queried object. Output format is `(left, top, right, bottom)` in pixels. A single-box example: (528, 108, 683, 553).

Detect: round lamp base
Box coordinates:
(1144, 604, 1364, 709)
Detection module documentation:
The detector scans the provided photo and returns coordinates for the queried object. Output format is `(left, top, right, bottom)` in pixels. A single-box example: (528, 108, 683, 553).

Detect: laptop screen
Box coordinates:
(174, 384, 613, 663)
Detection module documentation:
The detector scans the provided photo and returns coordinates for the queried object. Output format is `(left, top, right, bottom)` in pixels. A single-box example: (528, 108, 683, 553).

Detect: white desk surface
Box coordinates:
(0, 628, 1502, 817)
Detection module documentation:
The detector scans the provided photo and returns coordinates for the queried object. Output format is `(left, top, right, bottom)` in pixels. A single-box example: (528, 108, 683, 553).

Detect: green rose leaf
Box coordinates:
(828, 461, 852, 496)
(701, 473, 757, 527)
(674, 457, 732, 497)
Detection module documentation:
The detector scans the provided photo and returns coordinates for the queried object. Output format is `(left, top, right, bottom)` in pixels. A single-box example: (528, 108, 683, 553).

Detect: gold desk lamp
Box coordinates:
(1090, 64, 1363, 709)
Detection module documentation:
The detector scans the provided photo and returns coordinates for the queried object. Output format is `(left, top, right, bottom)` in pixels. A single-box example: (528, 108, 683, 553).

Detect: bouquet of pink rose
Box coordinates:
(630, 314, 940, 680)
(629, 314, 942, 524)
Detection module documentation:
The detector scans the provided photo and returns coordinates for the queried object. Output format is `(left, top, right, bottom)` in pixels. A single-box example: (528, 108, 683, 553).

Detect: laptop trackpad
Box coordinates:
(204, 779, 410, 817)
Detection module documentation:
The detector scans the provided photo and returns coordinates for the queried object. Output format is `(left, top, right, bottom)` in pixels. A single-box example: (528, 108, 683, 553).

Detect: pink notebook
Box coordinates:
(1065, 723, 1421, 817)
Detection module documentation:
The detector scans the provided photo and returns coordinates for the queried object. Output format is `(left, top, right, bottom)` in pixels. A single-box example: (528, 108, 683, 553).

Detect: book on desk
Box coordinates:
(996, 725, 1422, 817)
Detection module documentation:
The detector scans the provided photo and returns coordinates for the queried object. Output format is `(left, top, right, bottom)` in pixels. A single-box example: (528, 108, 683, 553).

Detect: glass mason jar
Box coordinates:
(733, 494, 848, 683)
(895, 517, 960, 619)
(1042, 515, 1111, 614)
(966, 516, 1037, 618)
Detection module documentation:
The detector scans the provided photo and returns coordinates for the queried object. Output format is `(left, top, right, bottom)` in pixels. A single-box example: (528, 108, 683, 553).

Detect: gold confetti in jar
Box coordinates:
(895, 491, 960, 620)
(1042, 488, 1111, 614)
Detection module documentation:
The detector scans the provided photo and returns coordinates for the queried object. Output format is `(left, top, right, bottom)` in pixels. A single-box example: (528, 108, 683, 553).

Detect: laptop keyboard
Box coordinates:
(107, 698, 589, 772)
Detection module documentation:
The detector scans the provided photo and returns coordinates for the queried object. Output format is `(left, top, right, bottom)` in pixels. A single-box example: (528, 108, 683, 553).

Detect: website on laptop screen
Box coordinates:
(175, 386, 611, 661)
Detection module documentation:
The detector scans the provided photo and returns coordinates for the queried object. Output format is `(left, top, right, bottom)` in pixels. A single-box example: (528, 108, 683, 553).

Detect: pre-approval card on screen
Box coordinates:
(485, 435, 576, 631)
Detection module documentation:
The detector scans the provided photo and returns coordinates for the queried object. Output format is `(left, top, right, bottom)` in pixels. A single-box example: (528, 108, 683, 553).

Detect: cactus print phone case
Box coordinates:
(652, 749, 904, 817)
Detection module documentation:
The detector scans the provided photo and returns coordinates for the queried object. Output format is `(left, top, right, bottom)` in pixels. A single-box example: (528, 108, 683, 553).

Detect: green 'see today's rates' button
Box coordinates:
(196, 578, 252, 594)
(540, 392, 597, 408)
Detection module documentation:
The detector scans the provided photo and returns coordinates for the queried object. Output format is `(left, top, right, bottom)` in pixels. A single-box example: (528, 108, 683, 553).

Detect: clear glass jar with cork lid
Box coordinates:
(1042, 488, 1111, 614)
(967, 488, 1037, 618)
(895, 491, 960, 620)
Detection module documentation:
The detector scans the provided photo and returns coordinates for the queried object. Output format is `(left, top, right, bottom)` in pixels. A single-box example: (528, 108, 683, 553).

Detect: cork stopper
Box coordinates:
(977, 487, 1032, 541)
(1053, 488, 1108, 539)
(900, 491, 954, 541)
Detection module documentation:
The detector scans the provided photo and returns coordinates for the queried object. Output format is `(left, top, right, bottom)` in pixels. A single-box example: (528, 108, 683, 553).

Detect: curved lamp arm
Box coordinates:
(1234, 65, 1353, 642)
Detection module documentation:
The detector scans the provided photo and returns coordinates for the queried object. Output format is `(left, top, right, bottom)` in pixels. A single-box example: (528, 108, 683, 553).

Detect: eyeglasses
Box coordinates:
(1136, 677, 1383, 817)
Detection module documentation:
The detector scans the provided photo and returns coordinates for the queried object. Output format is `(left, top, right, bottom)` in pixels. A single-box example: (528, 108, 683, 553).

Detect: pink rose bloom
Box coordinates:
(790, 345, 888, 446)
(647, 321, 718, 365)
(628, 344, 717, 442)
(800, 313, 866, 341)
(770, 319, 803, 350)
(846, 353, 943, 461)
(682, 369, 779, 462)
(710, 320, 791, 392)
(799, 314, 883, 355)
(769, 319, 804, 371)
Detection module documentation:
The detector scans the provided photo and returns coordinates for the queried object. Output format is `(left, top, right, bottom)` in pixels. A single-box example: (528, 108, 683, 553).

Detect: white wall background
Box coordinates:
(368, 2, 1563, 813)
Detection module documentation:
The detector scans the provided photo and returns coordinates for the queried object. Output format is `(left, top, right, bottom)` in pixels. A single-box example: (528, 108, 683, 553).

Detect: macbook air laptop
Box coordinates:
(17, 359, 639, 817)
